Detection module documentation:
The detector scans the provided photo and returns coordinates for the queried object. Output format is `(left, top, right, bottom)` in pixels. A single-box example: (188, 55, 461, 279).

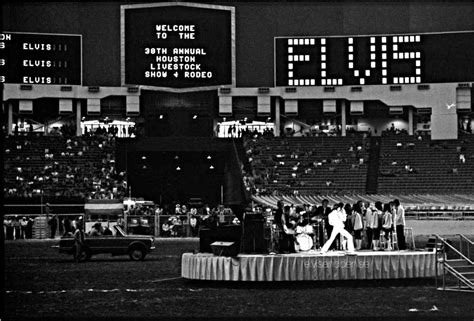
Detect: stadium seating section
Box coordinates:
(4, 134, 126, 200)
(242, 132, 474, 196)
(3, 132, 473, 202)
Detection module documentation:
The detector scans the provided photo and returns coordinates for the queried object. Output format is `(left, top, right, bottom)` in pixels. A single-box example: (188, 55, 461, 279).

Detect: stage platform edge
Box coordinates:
(181, 250, 437, 281)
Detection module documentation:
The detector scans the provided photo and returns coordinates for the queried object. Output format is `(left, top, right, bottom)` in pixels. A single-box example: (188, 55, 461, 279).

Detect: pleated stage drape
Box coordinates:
(182, 251, 436, 281)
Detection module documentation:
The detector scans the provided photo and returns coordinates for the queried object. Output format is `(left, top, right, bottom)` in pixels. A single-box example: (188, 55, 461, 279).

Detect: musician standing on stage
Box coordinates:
(320, 203, 355, 254)
(351, 203, 364, 250)
(365, 202, 376, 250)
(317, 199, 335, 250)
(310, 204, 324, 249)
(393, 199, 407, 250)
(273, 201, 284, 253)
(278, 203, 296, 253)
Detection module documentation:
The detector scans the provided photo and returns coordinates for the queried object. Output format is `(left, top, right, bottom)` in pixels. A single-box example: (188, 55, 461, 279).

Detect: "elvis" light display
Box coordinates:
(274, 31, 474, 87)
(0, 32, 82, 85)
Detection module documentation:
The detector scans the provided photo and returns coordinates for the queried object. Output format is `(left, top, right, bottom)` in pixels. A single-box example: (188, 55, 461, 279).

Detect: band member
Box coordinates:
(382, 203, 393, 250)
(351, 203, 364, 250)
(321, 203, 355, 254)
(372, 202, 384, 251)
(310, 204, 324, 249)
(317, 199, 335, 249)
(272, 201, 284, 253)
(280, 204, 296, 253)
(342, 204, 353, 250)
(393, 199, 407, 250)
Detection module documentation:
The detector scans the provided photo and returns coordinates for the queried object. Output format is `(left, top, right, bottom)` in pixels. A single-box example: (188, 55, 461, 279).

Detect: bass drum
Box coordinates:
(295, 233, 313, 251)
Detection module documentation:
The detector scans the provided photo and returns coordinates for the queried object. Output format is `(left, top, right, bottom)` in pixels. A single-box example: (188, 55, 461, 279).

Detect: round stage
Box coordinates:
(181, 250, 437, 282)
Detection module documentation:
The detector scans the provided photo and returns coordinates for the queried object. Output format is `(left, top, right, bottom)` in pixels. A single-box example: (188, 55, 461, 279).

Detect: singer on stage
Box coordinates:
(320, 203, 355, 254)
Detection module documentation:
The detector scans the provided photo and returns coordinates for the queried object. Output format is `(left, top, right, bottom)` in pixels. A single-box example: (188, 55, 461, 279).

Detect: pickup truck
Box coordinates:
(58, 225, 155, 261)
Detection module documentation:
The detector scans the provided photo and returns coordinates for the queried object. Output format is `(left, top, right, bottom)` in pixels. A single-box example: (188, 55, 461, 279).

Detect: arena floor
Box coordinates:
(3, 238, 474, 320)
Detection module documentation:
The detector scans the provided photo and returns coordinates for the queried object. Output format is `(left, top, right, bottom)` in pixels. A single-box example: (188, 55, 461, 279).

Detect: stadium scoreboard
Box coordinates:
(0, 32, 82, 85)
(275, 31, 474, 87)
(122, 3, 234, 89)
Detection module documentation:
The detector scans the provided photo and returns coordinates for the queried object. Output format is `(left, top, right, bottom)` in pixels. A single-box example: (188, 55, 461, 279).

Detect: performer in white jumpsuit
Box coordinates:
(320, 203, 355, 253)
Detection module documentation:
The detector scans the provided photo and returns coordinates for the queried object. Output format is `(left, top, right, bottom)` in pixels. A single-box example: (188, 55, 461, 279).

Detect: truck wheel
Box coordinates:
(129, 247, 146, 261)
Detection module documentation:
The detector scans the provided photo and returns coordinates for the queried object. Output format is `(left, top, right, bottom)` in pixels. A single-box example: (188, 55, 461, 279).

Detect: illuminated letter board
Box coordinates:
(0, 32, 82, 85)
(121, 3, 235, 90)
(275, 31, 474, 86)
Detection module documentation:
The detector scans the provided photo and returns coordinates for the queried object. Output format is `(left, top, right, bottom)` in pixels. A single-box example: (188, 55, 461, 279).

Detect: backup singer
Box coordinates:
(320, 203, 355, 254)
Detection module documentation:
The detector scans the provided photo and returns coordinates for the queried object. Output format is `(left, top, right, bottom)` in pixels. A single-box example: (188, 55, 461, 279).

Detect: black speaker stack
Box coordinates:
(241, 213, 266, 253)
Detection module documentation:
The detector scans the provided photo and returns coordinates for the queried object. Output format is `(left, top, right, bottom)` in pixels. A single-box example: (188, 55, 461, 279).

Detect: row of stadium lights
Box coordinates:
(158, 114, 199, 120)
(140, 155, 215, 171)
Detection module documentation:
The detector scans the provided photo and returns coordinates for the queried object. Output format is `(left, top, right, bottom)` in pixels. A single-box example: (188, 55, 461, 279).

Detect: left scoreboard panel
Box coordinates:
(0, 32, 82, 85)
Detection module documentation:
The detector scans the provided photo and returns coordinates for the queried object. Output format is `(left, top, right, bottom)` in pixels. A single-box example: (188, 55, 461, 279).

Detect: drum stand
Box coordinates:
(312, 222, 325, 251)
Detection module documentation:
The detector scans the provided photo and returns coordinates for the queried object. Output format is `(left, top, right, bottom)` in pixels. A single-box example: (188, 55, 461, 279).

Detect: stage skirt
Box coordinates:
(181, 251, 436, 281)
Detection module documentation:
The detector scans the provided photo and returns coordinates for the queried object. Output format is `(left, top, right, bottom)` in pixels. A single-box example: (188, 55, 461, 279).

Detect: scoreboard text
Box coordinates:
(122, 3, 234, 89)
(275, 31, 474, 87)
(0, 32, 82, 85)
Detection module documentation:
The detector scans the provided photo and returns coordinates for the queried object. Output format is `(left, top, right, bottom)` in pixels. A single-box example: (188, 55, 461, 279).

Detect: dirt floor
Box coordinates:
(3, 237, 474, 321)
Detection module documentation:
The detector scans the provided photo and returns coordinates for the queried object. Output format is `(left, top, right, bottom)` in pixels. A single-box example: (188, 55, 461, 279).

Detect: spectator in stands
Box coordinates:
(4, 217, 13, 240)
(63, 217, 73, 236)
(12, 216, 21, 240)
(189, 207, 200, 237)
(393, 199, 407, 250)
(20, 217, 28, 239)
(48, 215, 58, 238)
(26, 217, 34, 239)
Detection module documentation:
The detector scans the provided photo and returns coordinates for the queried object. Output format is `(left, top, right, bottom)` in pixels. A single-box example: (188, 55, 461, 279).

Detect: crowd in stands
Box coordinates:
(241, 133, 370, 196)
(239, 124, 474, 196)
(120, 202, 237, 237)
(84, 124, 137, 138)
(4, 129, 127, 200)
(377, 131, 474, 193)
(223, 125, 275, 139)
(3, 216, 35, 240)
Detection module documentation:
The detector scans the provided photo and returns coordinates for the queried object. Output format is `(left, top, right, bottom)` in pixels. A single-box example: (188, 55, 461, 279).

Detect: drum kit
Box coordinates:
(270, 214, 326, 253)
